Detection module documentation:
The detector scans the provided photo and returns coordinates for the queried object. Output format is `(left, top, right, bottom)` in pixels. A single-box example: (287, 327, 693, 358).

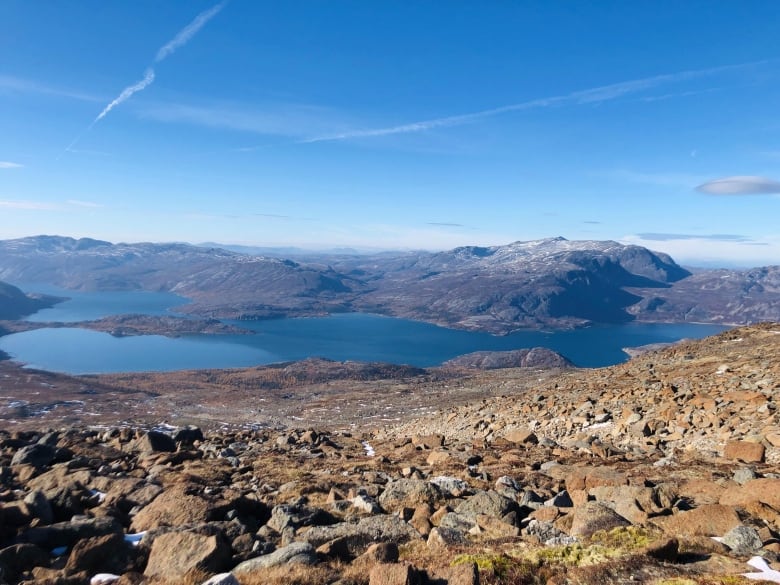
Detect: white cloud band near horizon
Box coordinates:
(302, 59, 770, 143)
(0, 199, 58, 210)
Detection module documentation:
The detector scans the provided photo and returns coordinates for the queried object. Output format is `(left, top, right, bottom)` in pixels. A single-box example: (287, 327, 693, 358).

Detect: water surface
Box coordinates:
(0, 308, 727, 374)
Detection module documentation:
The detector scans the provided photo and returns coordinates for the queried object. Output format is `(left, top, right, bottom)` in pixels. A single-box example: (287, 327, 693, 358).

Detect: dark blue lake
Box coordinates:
(0, 287, 728, 374)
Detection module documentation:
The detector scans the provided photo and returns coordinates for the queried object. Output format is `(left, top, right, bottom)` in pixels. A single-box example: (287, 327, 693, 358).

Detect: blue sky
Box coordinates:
(1, 1, 780, 266)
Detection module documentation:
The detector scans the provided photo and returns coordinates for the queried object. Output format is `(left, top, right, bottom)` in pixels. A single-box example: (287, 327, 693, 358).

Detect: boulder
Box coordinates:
(300, 515, 421, 557)
(20, 517, 123, 549)
(369, 562, 422, 585)
(233, 541, 317, 573)
(454, 490, 518, 520)
(720, 479, 780, 509)
(724, 440, 765, 463)
(173, 426, 204, 445)
(64, 532, 129, 576)
(652, 504, 741, 537)
(0, 543, 50, 583)
(130, 431, 176, 454)
(427, 527, 469, 548)
(24, 490, 54, 525)
(378, 479, 442, 511)
(569, 502, 630, 537)
(565, 467, 628, 491)
(130, 484, 213, 531)
(267, 503, 336, 532)
(721, 525, 763, 555)
(504, 429, 538, 445)
(427, 562, 480, 585)
(11, 444, 57, 468)
(144, 529, 231, 579)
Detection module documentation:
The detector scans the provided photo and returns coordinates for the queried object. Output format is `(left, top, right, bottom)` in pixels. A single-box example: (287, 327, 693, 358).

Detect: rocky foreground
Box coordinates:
(1, 324, 780, 584)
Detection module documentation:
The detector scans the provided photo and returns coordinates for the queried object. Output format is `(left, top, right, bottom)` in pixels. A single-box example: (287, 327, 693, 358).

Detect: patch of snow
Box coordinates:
(124, 532, 146, 546)
(362, 441, 375, 457)
(91, 574, 121, 585)
(152, 422, 177, 432)
(743, 556, 780, 583)
(89, 489, 107, 503)
(583, 421, 612, 430)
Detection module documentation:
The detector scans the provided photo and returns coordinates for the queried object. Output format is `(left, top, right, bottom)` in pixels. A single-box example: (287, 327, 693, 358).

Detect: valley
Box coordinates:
(1, 235, 778, 334)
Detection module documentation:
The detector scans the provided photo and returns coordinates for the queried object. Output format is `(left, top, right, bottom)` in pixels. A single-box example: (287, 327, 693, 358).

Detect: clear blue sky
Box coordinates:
(2, 1, 779, 266)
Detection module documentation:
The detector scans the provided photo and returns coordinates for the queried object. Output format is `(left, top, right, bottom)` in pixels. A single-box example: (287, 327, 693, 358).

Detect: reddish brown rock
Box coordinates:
(565, 467, 628, 492)
(652, 504, 741, 537)
(369, 562, 422, 585)
(723, 440, 765, 463)
(130, 484, 213, 532)
(144, 530, 231, 579)
(504, 429, 538, 445)
(720, 478, 780, 509)
(427, 562, 480, 585)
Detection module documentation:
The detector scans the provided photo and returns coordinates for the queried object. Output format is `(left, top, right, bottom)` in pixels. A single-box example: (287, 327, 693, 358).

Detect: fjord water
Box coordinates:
(0, 288, 727, 374)
(17, 284, 187, 322)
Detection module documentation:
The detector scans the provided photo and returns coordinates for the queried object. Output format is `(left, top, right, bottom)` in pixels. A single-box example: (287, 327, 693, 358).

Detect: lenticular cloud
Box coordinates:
(696, 176, 780, 195)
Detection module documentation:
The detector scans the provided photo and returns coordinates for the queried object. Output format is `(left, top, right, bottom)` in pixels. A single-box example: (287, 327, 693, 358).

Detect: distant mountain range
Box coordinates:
(0, 235, 777, 332)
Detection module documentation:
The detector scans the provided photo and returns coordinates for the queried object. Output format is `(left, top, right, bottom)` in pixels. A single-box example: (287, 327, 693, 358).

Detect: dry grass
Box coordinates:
(235, 563, 345, 585)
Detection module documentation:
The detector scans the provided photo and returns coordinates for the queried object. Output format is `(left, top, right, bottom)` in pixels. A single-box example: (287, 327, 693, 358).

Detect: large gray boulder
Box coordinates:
(299, 515, 421, 557)
(378, 479, 442, 511)
(233, 542, 317, 573)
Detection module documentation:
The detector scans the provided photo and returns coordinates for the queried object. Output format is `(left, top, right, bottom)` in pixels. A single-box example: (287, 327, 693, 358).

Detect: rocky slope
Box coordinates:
(0, 324, 779, 584)
(0, 280, 59, 320)
(3, 235, 779, 332)
(327, 237, 693, 332)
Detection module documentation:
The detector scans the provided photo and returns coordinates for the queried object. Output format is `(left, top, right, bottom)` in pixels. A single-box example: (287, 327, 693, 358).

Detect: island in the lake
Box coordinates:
(0, 313, 254, 338)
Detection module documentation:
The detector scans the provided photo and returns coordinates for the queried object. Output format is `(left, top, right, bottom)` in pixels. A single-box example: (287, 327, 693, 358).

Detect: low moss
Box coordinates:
(524, 526, 658, 568)
(452, 553, 515, 575)
(587, 526, 654, 550)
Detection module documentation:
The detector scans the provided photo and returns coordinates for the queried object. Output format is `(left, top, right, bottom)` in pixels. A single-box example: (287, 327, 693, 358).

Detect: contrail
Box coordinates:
(61, 2, 226, 156)
(155, 1, 227, 63)
(302, 59, 770, 143)
(94, 68, 155, 122)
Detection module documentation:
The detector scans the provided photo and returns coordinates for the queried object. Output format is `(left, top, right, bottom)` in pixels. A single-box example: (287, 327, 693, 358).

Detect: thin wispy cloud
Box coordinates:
(0, 161, 23, 169)
(696, 176, 780, 195)
(0, 74, 101, 102)
(636, 233, 751, 242)
(0, 200, 58, 210)
(67, 199, 103, 208)
(255, 213, 292, 219)
(64, 148, 112, 157)
(139, 101, 347, 139)
(598, 169, 705, 188)
(64, 2, 226, 154)
(427, 222, 465, 227)
(303, 60, 768, 143)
